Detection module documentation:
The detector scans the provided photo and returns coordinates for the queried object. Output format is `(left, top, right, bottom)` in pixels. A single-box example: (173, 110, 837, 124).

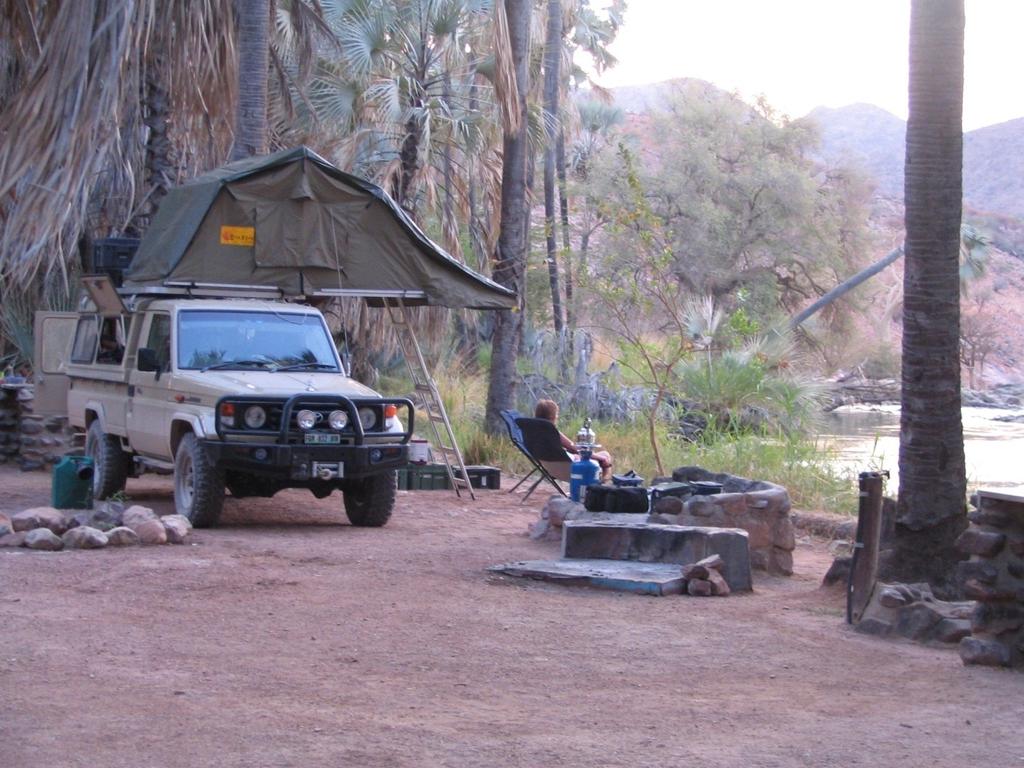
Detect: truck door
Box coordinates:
(127, 312, 173, 458)
(32, 312, 79, 417)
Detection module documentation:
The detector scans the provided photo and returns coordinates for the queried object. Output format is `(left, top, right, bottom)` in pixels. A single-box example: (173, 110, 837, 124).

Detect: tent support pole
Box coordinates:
(386, 299, 476, 500)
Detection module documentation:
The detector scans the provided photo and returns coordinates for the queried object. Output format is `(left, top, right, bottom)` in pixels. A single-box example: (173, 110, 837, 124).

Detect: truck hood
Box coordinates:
(173, 370, 384, 399)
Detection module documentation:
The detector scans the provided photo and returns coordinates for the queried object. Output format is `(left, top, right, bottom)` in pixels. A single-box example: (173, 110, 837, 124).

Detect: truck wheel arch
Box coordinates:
(170, 419, 195, 457)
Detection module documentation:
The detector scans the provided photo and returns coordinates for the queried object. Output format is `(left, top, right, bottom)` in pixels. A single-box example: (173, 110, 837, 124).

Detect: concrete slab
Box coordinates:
(561, 520, 753, 592)
(489, 559, 686, 596)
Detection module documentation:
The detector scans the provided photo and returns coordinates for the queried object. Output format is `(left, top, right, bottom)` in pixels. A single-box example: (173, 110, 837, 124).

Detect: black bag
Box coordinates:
(584, 485, 650, 514)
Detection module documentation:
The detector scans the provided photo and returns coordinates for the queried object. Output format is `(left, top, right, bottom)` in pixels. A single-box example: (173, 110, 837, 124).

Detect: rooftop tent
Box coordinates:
(123, 147, 515, 310)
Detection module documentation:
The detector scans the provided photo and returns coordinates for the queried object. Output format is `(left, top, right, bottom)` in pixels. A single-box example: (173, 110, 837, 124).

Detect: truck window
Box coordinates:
(96, 316, 128, 365)
(144, 314, 171, 370)
(177, 310, 338, 370)
(70, 316, 99, 364)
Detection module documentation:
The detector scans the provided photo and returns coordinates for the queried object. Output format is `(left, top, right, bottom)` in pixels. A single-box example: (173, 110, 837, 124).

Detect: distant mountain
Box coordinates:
(806, 105, 1024, 220)
(608, 81, 1024, 221)
(806, 104, 906, 198)
(964, 118, 1024, 219)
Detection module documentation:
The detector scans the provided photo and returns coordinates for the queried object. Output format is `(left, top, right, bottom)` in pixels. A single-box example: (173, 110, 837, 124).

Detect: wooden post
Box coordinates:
(847, 471, 888, 624)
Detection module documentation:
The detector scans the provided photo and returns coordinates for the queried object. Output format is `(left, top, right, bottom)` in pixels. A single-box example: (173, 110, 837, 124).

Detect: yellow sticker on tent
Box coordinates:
(220, 226, 255, 246)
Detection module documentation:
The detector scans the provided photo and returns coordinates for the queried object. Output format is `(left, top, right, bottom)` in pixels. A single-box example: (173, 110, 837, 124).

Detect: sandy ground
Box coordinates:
(1, 466, 1022, 768)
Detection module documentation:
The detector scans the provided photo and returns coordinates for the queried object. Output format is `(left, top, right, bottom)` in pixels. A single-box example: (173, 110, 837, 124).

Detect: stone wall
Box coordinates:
(648, 467, 795, 575)
(956, 490, 1024, 668)
(0, 384, 77, 471)
(0, 387, 20, 464)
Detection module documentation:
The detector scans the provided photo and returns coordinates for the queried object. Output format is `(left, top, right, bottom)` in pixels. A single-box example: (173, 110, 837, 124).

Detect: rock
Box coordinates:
(879, 587, 909, 608)
(963, 579, 1016, 602)
(106, 527, 140, 546)
(682, 563, 709, 580)
(959, 637, 1010, 667)
(0, 513, 11, 537)
(968, 509, 1012, 528)
(20, 418, 42, 435)
(770, 547, 794, 576)
(822, 555, 851, 587)
(68, 503, 124, 530)
(956, 560, 999, 585)
(695, 554, 724, 571)
(11, 507, 68, 534)
(706, 569, 731, 596)
(933, 618, 972, 644)
(972, 603, 1024, 634)
(687, 578, 713, 596)
(894, 603, 943, 641)
(543, 497, 586, 528)
(161, 514, 193, 544)
(24, 528, 64, 551)
(122, 505, 159, 528)
(855, 617, 892, 636)
(955, 529, 1006, 558)
(652, 496, 684, 516)
(132, 519, 167, 545)
(62, 526, 109, 549)
(0, 531, 27, 547)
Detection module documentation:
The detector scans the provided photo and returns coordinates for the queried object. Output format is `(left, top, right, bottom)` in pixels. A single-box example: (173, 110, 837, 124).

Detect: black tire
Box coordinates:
(174, 433, 225, 528)
(343, 471, 396, 527)
(85, 421, 128, 500)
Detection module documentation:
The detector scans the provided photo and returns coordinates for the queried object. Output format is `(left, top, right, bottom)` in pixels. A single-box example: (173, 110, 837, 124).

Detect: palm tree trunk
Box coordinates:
(557, 130, 575, 347)
(542, 0, 564, 343)
(230, 0, 270, 160)
(485, 0, 531, 435)
(880, 0, 967, 598)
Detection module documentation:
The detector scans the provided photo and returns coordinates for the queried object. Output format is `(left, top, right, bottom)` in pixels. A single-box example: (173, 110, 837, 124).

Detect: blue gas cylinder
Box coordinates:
(570, 447, 601, 502)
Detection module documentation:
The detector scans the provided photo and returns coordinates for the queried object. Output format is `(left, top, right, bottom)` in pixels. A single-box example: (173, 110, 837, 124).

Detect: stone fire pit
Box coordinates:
(648, 467, 795, 575)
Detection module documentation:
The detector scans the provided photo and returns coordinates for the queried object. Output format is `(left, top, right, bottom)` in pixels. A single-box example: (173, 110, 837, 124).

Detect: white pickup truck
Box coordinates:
(35, 286, 413, 528)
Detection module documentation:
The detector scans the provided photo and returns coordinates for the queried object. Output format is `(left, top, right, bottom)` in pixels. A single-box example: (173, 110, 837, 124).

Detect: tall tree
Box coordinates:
(542, 0, 565, 342)
(484, 0, 531, 434)
(881, 0, 967, 596)
(231, 0, 270, 160)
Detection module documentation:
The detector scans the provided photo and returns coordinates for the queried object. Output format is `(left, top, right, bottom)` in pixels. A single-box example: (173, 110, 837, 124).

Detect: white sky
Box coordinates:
(591, 1, 1024, 131)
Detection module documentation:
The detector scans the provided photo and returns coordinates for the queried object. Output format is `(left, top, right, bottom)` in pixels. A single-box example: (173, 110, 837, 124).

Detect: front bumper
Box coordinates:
(206, 393, 414, 481)
(202, 439, 407, 480)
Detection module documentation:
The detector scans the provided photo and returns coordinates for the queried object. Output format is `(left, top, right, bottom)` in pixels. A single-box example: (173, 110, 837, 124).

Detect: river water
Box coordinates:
(823, 405, 1024, 495)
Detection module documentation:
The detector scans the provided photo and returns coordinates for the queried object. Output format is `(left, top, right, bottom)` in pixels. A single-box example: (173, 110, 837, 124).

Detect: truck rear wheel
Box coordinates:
(86, 421, 128, 500)
(174, 433, 225, 528)
(342, 471, 396, 527)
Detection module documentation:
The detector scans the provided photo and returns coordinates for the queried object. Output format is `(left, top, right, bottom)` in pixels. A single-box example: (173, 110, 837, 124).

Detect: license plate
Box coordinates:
(304, 433, 341, 445)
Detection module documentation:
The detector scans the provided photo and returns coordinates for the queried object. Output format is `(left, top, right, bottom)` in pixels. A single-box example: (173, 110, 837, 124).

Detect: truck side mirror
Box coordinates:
(138, 347, 161, 373)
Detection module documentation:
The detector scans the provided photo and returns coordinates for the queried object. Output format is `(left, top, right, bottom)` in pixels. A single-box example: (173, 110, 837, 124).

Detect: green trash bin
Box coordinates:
(51, 455, 94, 509)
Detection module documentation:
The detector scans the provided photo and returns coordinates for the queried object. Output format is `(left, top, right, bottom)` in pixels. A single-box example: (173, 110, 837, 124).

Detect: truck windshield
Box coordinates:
(177, 310, 340, 371)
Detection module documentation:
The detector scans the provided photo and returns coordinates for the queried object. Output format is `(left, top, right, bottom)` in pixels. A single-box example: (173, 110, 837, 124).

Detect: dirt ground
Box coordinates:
(1, 466, 1022, 768)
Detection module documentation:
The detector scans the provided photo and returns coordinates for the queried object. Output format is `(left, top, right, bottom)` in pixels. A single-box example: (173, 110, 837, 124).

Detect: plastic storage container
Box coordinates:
(51, 455, 94, 509)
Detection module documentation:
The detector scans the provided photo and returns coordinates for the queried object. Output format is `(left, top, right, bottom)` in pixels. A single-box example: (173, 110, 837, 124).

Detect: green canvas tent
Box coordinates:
(123, 147, 515, 310)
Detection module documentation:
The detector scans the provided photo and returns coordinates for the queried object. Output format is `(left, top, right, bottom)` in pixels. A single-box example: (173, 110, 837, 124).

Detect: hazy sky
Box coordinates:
(591, 1, 1024, 131)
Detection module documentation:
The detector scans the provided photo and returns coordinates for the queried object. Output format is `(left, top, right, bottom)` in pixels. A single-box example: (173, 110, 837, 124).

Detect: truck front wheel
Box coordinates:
(342, 471, 396, 527)
(86, 421, 128, 500)
(174, 433, 225, 528)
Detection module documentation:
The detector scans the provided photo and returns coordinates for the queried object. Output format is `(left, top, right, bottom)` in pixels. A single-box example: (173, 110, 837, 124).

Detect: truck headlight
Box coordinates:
(296, 409, 318, 430)
(244, 405, 266, 429)
(328, 410, 349, 430)
(358, 407, 376, 430)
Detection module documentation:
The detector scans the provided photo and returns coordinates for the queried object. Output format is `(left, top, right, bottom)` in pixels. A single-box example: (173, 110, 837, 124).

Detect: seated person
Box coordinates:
(534, 399, 613, 482)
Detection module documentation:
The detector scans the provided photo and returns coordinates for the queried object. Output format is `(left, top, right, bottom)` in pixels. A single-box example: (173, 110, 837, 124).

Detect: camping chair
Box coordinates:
(511, 416, 574, 503)
(499, 410, 539, 493)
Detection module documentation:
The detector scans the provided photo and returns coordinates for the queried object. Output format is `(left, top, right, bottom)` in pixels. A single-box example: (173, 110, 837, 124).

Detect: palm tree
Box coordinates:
(880, 0, 967, 597)
(231, 0, 271, 160)
(0, 1, 236, 290)
(484, 0, 531, 434)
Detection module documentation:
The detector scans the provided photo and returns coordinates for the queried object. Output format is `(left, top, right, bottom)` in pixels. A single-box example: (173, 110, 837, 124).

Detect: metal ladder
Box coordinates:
(385, 299, 475, 499)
